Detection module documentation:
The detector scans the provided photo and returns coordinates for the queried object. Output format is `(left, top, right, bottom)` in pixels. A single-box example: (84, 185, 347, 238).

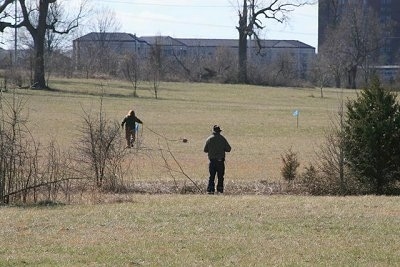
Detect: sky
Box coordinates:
(0, 0, 318, 49)
(90, 0, 319, 48)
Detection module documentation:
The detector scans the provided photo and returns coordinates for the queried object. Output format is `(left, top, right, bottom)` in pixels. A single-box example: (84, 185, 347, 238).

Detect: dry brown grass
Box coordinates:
(4, 78, 356, 186)
(1, 195, 399, 266)
(1, 81, 399, 266)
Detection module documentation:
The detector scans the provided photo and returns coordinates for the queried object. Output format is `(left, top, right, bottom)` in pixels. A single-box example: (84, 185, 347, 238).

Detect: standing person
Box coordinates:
(121, 109, 143, 148)
(204, 125, 231, 194)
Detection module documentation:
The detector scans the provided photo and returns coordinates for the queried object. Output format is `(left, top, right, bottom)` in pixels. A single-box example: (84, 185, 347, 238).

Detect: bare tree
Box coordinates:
(271, 51, 297, 85)
(235, 0, 314, 83)
(319, 0, 387, 89)
(74, 6, 122, 78)
(174, 44, 207, 82)
(121, 52, 141, 97)
(88, 6, 122, 76)
(318, 38, 345, 88)
(214, 46, 237, 82)
(75, 37, 98, 79)
(340, 3, 382, 89)
(311, 53, 333, 96)
(90, 6, 121, 34)
(149, 37, 163, 99)
(0, 0, 88, 89)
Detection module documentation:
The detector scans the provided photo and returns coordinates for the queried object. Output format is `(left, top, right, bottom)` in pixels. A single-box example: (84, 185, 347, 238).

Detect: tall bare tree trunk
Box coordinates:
(33, 37, 46, 88)
(335, 75, 341, 88)
(31, 1, 49, 89)
(237, 0, 248, 84)
(347, 65, 357, 89)
(238, 29, 248, 83)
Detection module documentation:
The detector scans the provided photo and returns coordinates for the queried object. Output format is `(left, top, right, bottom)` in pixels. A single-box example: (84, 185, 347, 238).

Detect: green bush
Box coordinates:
(281, 148, 300, 183)
(344, 78, 400, 194)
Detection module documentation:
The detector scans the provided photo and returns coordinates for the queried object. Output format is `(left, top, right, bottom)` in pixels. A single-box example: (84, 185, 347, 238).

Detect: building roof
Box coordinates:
(73, 32, 315, 50)
(177, 38, 239, 47)
(75, 32, 144, 43)
(139, 36, 186, 46)
(249, 39, 314, 49)
(175, 38, 314, 49)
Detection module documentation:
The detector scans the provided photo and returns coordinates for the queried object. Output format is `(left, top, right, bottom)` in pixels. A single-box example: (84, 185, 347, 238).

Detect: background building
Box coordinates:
(73, 32, 315, 82)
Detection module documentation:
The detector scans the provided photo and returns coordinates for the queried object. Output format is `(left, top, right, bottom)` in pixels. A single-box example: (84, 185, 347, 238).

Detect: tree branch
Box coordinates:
(0, 0, 14, 14)
(4, 176, 87, 198)
(18, 0, 35, 34)
(164, 141, 203, 193)
(0, 21, 12, 32)
(245, 0, 312, 53)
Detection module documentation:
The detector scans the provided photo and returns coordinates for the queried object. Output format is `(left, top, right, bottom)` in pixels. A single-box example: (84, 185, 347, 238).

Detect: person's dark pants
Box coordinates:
(125, 127, 136, 147)
(207, 159, 225, 193)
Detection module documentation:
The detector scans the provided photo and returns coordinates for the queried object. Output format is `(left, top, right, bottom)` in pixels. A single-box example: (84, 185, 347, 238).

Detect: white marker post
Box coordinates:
(292, 109, 300, 128)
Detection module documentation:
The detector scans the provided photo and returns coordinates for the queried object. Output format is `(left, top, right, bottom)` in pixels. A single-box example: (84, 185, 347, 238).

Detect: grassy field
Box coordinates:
(1, 195, 399, 266)
(1, 79, 399, 266)
(3, 78, 356, 185)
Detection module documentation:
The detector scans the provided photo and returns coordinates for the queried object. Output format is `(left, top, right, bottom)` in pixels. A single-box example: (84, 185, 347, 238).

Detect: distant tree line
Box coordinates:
(315, 0, 399, 90)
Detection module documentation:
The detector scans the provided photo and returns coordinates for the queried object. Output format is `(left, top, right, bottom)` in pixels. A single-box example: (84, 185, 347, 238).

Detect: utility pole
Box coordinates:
(14, 0, 17, 66)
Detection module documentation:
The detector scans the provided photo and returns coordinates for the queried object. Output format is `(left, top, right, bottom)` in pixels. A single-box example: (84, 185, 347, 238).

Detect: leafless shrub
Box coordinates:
(300, 164, 335, 195)
(75, 94, 128, 191)
(299, 103, 366, 195)
(4, 68, 25, 88)
(36, 141, 80, 203)
(0, 93, 36, 204)
(0, 92, 80, 204)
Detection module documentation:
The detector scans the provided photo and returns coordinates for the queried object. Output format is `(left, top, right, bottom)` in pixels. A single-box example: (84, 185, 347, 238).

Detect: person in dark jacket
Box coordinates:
(204, 125, 231, 194)
(121, 110, 143, 148)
